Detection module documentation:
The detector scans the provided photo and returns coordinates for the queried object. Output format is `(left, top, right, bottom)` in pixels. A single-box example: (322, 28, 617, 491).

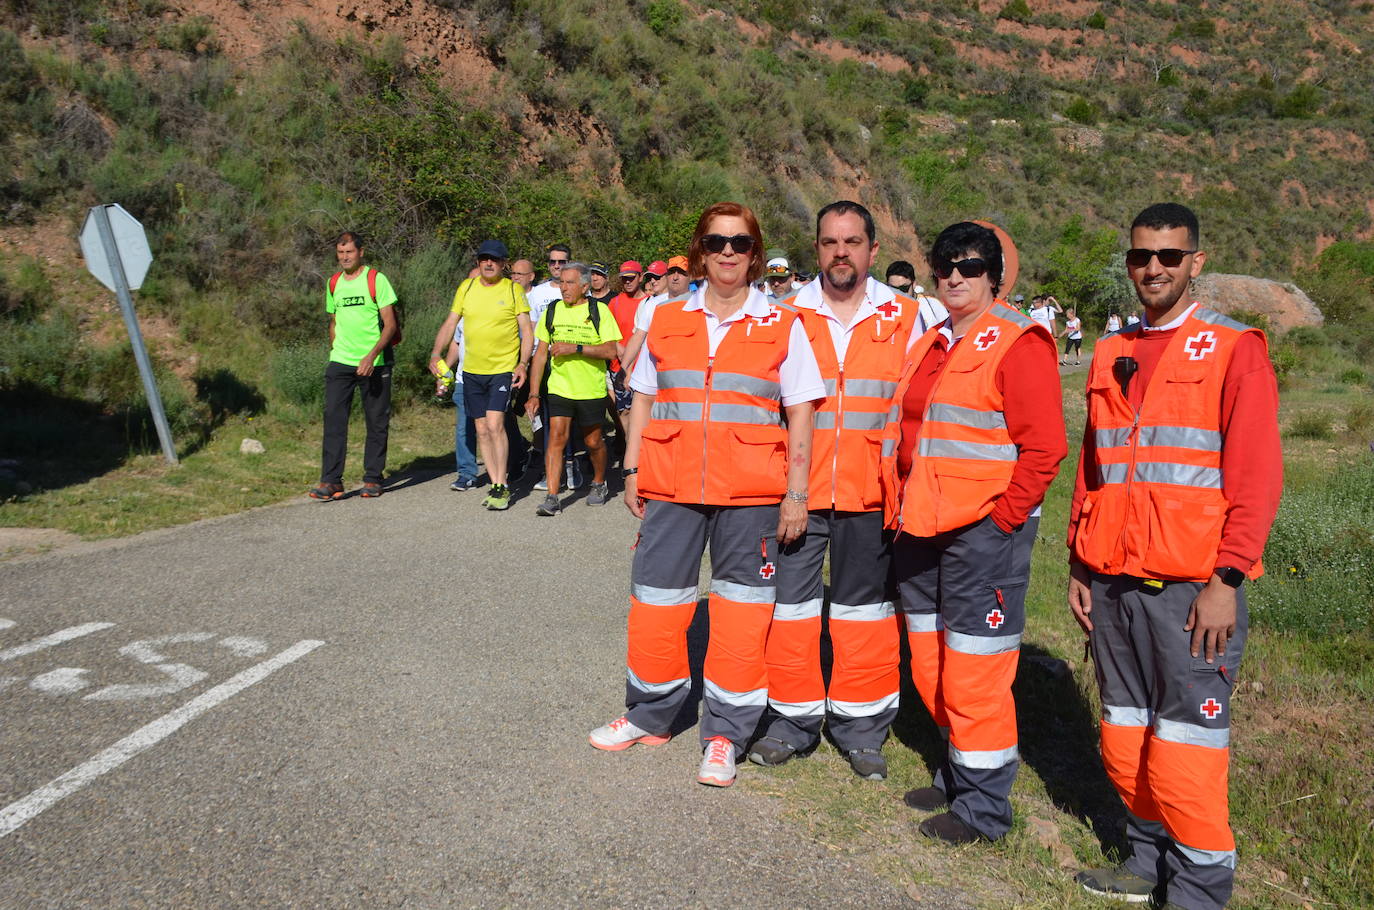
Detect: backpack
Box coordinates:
(544, 297, 602, 338)
(330, 267, 404, 350)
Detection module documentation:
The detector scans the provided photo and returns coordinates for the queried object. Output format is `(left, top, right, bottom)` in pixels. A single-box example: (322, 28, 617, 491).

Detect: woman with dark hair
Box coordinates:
(881, 221, 1067, 843)
(588, 202, 825, 788)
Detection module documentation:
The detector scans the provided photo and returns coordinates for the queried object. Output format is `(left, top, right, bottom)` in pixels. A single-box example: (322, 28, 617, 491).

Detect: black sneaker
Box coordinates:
(846, 748, 887, 780)
(918, 812, 982, 845)
(1073, 865, 1157, 903)
(903, 786, 949, 812)
(747, 736, 798, 767)
(535, 493, 562, 516)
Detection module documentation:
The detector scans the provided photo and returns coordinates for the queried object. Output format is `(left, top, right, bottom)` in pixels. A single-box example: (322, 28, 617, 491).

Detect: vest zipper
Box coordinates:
(701, 355, 714, 503)
(831, 359, 844, 508)
(1115, 394, 1141, 572)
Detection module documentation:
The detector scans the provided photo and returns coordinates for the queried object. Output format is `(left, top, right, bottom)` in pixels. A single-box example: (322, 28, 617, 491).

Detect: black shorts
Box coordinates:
(546, 393, 605, 427)
(463, 371, 513, 416)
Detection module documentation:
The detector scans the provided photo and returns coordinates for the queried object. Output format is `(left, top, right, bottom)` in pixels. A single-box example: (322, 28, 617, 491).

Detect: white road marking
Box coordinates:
(217, 636, 268, 658)
(29, 668, 92, 695)
(0, 623, 115, 662)
(85, 633, 215, 701)
(0, 639, 325, 839)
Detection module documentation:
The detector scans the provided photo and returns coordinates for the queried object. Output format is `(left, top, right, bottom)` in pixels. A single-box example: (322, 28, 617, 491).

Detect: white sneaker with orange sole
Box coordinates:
(588, 715, 670, 751)
(697, 736, 737, 787)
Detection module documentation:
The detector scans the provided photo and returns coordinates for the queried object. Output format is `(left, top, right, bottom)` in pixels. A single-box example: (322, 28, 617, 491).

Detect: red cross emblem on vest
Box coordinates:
(876, 298, 902, 321)
(755, 307, 781, 327)
(972, 326, 1001, 351)
(1184, 330, 1217, 361)
(759, 561, 776, 580)
(985, 609, 1005, 629)
(1199, 697, 1222, 719)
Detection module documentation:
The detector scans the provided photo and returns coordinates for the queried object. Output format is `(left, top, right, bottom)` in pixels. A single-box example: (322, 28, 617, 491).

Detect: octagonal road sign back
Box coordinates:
(80, 204, 153, 292)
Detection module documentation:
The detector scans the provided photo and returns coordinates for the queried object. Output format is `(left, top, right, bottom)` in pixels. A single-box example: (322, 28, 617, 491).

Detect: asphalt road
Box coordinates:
(0, 472, 971, 908)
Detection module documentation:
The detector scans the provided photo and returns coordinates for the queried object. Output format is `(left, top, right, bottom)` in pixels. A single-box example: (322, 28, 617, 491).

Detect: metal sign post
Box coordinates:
(78, 204, 177, 465)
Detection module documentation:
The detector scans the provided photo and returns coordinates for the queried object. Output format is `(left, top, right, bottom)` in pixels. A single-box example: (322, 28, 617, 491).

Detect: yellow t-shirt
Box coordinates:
(535, 298, 623, 400)
(450, 277, 530, 375)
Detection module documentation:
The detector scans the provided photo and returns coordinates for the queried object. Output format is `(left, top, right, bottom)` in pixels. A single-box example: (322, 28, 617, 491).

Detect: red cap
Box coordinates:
(646, 260, 668, 277)
(619, 260, 643, 275)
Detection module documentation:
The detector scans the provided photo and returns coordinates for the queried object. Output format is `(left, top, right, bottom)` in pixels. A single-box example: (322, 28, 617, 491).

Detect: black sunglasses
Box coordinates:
(548, 258, 568, 266)
(931, 257, 988, 280)
(701, 233, 755, 255)
(1125, 248, 1196, 268)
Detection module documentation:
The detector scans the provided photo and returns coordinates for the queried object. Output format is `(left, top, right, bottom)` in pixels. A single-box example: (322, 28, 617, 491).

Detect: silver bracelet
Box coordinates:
(785, 489, 809, 503)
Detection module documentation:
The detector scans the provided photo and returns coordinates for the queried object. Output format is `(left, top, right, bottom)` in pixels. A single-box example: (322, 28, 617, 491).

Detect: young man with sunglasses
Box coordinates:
(608, 261, 648, 412)
(428, 239, 533, 511)
(752, 201, 937, 782)
(1067, 204, 1281, 910)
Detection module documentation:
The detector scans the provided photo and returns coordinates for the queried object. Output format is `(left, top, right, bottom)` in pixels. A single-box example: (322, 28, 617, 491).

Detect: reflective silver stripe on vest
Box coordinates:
(773, 598, 823, 622)
(887, 403, 901, 422)
(841, 411, 887, 431)
(632, 584, 699, 606)
(1193, 307, 1250, 333)
(813, 412, 837, 430)
(651, 401, 702, 422)
(846, 379, 898, 399)
(945, 630, 1021, 655)
(904, 612, 943, 634)
(1176, 843, 1238, 870)
(657, 369, 705, 390)
(627, 665, 688, 696)
(768, 697, 826, 718)
(927, 402, 1008, 431)
(1095, 427, 1133, 450)
(1102, 704, 1153, 727)
(1138, 425, 1222, 452)
(828, 691, 899, 718)
(708, 403, 781, 426)
(830, 600, 896, 622)
(823, 378, 839, 396)
(881, 439, 895, 457)
(995, 305, 1033, 329)
(703, 678, 768, 708)
(1154, 717, 1230, 749)
(1098, 463, 1129, 485)
(949, 743, 1019, 769)
(711, 371, 781, 400)
(1135, 461, 1222, 488)
(918, 437, 1017, 461)
(711, 579, 775, 604)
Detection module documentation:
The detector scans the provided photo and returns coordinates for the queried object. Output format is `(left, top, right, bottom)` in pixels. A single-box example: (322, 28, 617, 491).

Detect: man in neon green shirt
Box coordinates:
(524, 262, 622, 515)
(429, 239, 533, 511)
(309, 231, 398, 501)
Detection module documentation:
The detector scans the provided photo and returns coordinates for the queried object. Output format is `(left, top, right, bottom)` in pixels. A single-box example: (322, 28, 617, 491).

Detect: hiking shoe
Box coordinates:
(847, 748, 888, 780)
(483, 484, 511, 510)
(918, 812, 982, 845)
(533, 476, 548, 491)
(748, 736, 798, 767)
(566, 457, 584, 490)
(903, 786, 950, 812)
(1074, 865, 1157, 903)
(535, 494, 562, 516)
(697, 736, 737, 787)
(586, 481, 610, 506)
(307, 482, 343, 501)
(450, 476, 478, 491)
(588, 715, 670, 752)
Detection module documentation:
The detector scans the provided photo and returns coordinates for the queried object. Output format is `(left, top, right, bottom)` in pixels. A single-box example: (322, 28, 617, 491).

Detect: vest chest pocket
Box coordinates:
(637, 422, 681, 499)
(728, 424, 788, 498)
(1161, 364, 1215, 425)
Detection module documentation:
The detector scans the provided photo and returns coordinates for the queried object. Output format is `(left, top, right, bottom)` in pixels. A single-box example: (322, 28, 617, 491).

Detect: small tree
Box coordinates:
(1040, 216, 1120, 319)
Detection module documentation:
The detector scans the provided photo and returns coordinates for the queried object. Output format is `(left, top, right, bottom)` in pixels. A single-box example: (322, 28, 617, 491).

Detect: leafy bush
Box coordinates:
(1065, 97, 1099, 125)
(1287, 410, 1333, 439)
(1250, 456, 1374, 635)
(1347, 401, 1374, 436)
(644, 0, 685, 36)
(271, 344, 329, 410)
(998, 0, 1032, 23)
(1086, 10, 1107, 28)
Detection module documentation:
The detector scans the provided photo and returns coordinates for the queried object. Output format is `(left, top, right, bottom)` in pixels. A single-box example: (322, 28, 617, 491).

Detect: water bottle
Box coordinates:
(434, 360, 455, 400)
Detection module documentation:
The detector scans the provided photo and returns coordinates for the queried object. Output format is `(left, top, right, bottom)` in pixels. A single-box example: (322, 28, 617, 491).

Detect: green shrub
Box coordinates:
(1065, 97, 1099, 124)
(271, 344, 329, 410)
(1341, 367, 1368, 385)
(1347, 401, 1374, 437)
(0, 256, 53, 320)
(1250, 456, 1374, 635)
(644, 0, 685, 37)
(1086, 10, 1107, 28)
(1287, 410, 1333, 439)
(0, 309, 81, 394)
(998, 0, 1032, 23)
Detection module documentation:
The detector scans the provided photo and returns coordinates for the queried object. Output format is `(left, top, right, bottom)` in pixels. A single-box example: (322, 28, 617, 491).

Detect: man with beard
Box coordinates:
(752, 201, 940, 780)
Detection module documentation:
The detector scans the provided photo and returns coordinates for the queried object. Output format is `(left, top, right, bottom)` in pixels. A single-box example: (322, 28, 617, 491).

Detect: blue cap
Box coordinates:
(476, 238, 508, 260)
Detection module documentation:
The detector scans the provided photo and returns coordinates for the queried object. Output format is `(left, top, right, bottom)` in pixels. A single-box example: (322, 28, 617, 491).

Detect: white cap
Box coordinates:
(765, 256, 791, 275)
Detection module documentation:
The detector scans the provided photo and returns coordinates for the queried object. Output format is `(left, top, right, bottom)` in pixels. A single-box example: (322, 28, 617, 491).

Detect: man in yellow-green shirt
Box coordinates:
(524, 262, 622, 516)
(309, 231, 398, 501)
(429, 239, 532, 511)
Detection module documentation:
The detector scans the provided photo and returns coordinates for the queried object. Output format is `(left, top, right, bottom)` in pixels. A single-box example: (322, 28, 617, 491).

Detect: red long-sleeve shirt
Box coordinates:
(897, 330, 1068, 531)
(1067, 323, 1283, 574)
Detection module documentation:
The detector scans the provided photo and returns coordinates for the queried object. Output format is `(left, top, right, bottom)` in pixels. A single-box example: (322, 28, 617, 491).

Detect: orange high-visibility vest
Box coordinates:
(881, 303, 1048, 536)
(637, 298, 798, 506)
(1072, 306, 1266, 582)
(788, 292, 918, 511)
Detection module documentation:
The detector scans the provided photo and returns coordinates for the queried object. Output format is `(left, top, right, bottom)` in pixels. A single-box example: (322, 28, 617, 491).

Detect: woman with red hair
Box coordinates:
(588, 202, 825, 787)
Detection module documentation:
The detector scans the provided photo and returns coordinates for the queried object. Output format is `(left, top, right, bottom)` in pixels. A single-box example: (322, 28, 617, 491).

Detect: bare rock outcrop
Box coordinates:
(1191, 273, 1324, 332)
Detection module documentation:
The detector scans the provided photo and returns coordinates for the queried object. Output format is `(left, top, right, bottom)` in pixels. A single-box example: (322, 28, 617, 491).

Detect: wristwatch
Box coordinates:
(622, 467, 638, 480)
(1215, 567, 1245, 589)
(576, 344, 583, 354)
